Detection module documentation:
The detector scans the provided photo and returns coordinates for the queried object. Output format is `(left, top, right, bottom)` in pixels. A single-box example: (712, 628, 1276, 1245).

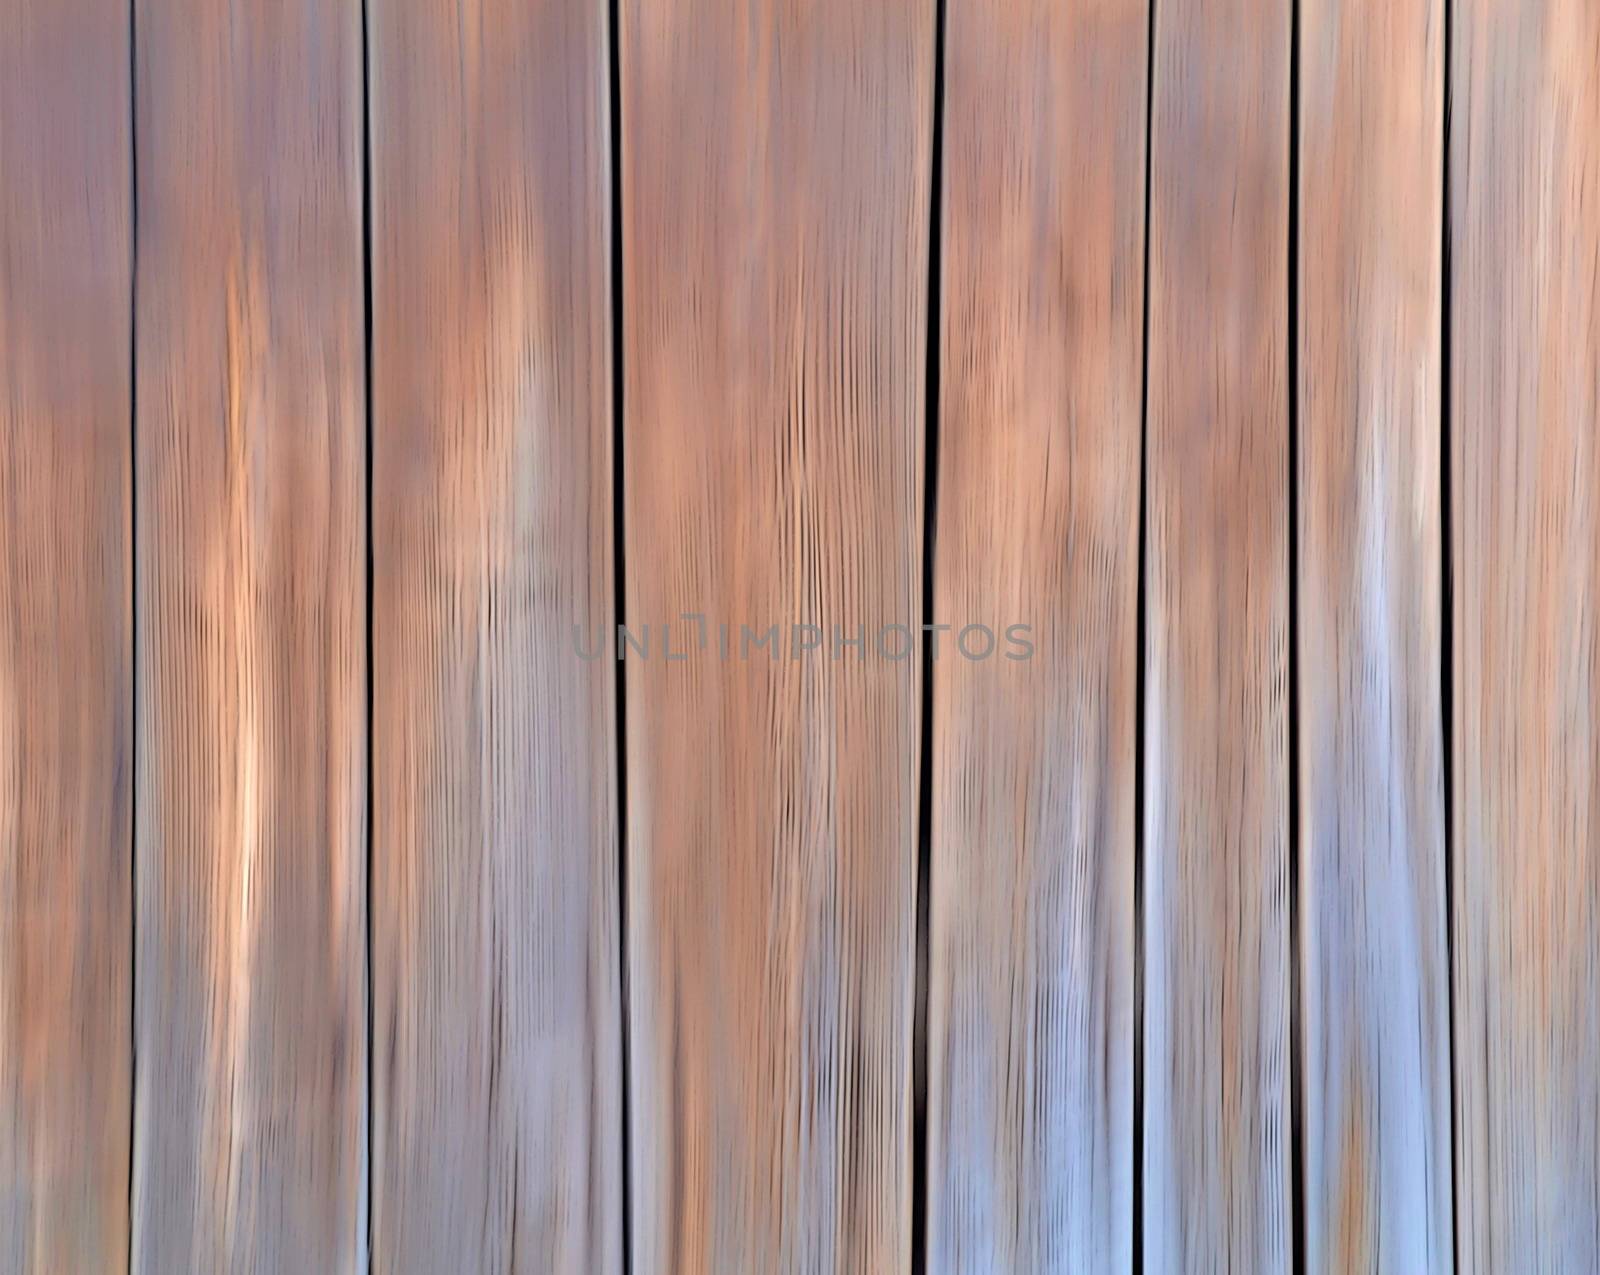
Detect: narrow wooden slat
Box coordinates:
(368, 0, 621, 1268)
(0, 0, 131, 1268)
(1143, 0, 1291, 1266)
(926, 0, 1145, 1266)
(621, 1, 933, 1268)
(132, 0, 366, 1266)
(1297, 0, 1451, 1268)
(1452, 1, 1600, 1267)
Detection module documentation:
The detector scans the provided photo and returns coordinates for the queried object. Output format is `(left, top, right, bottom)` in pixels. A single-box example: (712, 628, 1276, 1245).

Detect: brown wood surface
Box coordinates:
(1451, 0, 1600, 1267)
(0, 0, 131, 1269)
(926, 0, 1145, 1268)
(1143, 0, 1292, 1266)
(131, 0, 367, 1267)
(1297, 0, 1452, 1268)
(367, 0, 622, 1270)
(10, 0, 1600, 1266)
(621, 1, 933, 1269)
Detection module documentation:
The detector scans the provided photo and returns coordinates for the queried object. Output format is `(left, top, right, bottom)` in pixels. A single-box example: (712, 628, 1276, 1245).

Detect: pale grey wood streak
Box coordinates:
(1144, 0, 1291, 1266)
(368, 0, 621, 1269)
(621, 0, 933, 1269)
(132, 0, 367, 1267)
(1297, 0, 1451, 1268)
(927, 0, 1145, 1268)
(1452, 0, 1600, 1267)
(0, 0, 131, 1268)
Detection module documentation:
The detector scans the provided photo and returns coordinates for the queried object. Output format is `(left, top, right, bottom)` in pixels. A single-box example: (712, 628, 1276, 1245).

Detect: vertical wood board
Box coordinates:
(132, 1, 367, 1267)
(368, 0, 622, 1268)
(0, 0, 132, 1268)
(1144, 0, 1292, 1265)
(1451, 0, 1600, 1267)
(927, 0, 1146, 1267)
(622, 1, 934, 1268)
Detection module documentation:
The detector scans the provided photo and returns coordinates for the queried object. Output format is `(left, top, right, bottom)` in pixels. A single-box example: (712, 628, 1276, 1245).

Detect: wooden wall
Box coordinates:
(2, 0, 1597, 1270)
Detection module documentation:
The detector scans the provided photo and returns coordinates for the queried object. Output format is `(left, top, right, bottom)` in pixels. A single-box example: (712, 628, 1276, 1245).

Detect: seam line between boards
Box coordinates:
(911, 0, 947, 1269)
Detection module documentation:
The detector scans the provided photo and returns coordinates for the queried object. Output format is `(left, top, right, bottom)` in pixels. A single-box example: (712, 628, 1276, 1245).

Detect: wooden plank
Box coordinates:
(0, 0, 131, 1268)
(367, 0, 621, 1269)
(925, 0, 1145, 1267)
(1451, 1, 1600, 1267)
(1297, 0, 1452, 1268)
(621, 1, 933, 1268)
(1143, 0, 1291, 1266)
(131, 0, 366, 1267)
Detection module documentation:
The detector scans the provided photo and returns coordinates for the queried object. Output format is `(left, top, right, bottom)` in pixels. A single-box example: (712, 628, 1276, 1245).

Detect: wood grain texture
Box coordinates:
(1297, 0, 1451, 1269)
(368, 0, 621, 1270)
(621, 1, 932, 1269)
(926, 0, 1145, 1267)
(1143, 0, 1291, 1266)
(132, 0, 366, 1268)
(0, 0, 131, 1268)
(1452, 0, 1600, 1267)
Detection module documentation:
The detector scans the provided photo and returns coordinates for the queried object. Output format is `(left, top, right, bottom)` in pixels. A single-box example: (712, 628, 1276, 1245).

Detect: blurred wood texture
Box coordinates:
(1297, 0, 1453, 1269)
(0, 0, 131, 1270)
(131, 0, 367, 1269)
(4, 0, 1600, 1269)
(926, 0, 1145, 1269)
(620, 1, 933, 1270)
(1143, 0, 1292, 1267)
(1451, 0, 1600, 1269)
(368, 0, 622, 1271)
